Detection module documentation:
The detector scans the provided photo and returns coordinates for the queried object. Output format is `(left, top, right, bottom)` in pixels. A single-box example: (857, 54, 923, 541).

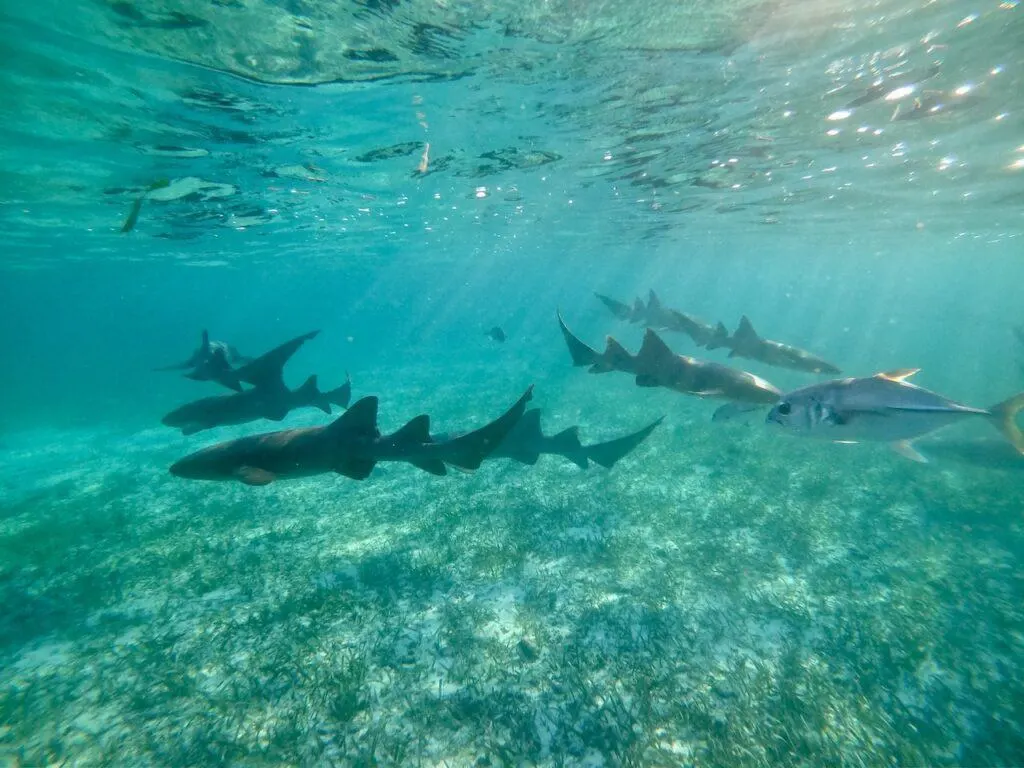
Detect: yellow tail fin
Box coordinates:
(990, 392, 1024, 455)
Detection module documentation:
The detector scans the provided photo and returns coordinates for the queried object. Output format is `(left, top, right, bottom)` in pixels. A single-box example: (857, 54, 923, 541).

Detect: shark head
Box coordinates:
(169, 443, 237, 481)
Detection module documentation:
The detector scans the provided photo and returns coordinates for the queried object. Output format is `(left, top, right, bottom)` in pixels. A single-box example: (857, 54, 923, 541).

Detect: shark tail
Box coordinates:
(326, 372, 352, 409)
(586, 417, 664, 469)
(557, 311, 602, 369)
(235, 330, 320, 389)
(436, 386, 534, 471)
(989, 392, 1024, 455)
(594, 292, 632, 322)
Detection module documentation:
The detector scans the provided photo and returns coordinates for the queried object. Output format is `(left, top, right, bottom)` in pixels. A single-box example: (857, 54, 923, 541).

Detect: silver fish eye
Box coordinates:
(777, 401, 791, 416)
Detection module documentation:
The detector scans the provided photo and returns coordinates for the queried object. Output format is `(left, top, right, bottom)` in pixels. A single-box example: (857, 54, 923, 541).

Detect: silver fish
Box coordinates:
(766, 369, 1024, 463)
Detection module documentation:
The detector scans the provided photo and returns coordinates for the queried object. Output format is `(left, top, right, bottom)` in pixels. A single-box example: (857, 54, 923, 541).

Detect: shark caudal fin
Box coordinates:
(296, 375, 331, 414)
(326, 396, 380, 479)
(557, 312, 602, 369)
(988, 393, 1024, 455)
(436, 386, 534, 471)
(585, 416, 664, 469)
(594, 293, 634, 322)
(236, 330, 320, 390)
(704, 321, 732, 351)
(326, 373, 352, 410)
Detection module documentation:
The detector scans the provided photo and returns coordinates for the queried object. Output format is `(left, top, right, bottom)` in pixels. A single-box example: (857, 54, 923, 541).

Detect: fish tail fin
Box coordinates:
(586, 416, 663, 469)
(557, 311, 601, 368)
(326, 372, 352, 409)
(438, 386, 534, 471)
(235, 330, 320, 389)
(594, 292, 632, 321)
(989, 392, 1024, 455)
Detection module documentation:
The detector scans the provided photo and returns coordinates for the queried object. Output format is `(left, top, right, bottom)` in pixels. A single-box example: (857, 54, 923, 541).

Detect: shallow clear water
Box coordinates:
(1, 0, 1024, 765)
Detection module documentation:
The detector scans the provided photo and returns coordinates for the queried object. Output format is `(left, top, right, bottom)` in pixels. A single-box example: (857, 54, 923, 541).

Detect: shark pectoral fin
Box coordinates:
(336, 457, 376, 480)
(875, 368, 921, 383)
(236, 467, 276, 485)
(727, 349, 739, 358)
(635, 374, 660, 388)
(693, 389, 725, 398)
(408, 457, 448, 475)
(892, 440, 929, 463)
(265, 406, 289, 422)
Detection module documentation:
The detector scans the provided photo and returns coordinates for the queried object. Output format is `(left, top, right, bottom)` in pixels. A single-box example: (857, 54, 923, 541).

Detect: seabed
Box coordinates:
(2, 376, 1023, 767)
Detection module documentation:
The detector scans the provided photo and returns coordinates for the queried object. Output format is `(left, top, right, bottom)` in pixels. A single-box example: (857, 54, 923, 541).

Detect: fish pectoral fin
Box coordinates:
(236, 467, 277, 485)
(832, 440, 859, 444)
(875, 368, 921, 383)
(335, 457, 376, 480)
(693, 389, 725, 397)
(892, 440, 929, 463)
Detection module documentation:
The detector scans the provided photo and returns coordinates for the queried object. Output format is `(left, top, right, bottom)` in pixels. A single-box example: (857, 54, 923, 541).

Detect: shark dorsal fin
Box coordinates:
(391, 414, 432, 445)
(647, 290, 662, 310)
(875, 368, 920, 383)
(327, 396, 378, 441)
(549, 425, 583, 453)
(734, 315, 758, 341)
(636, 328, 675, 369)
(201, 329, 211, 351)
(603, 336, 634, 368)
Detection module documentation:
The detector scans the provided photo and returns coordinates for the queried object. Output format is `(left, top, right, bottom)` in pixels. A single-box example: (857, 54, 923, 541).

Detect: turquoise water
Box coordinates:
(2, 0, 1024, 764)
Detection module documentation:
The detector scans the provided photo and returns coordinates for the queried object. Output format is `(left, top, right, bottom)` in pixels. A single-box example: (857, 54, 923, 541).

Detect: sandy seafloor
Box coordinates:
(2, 364, 1024, 767)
